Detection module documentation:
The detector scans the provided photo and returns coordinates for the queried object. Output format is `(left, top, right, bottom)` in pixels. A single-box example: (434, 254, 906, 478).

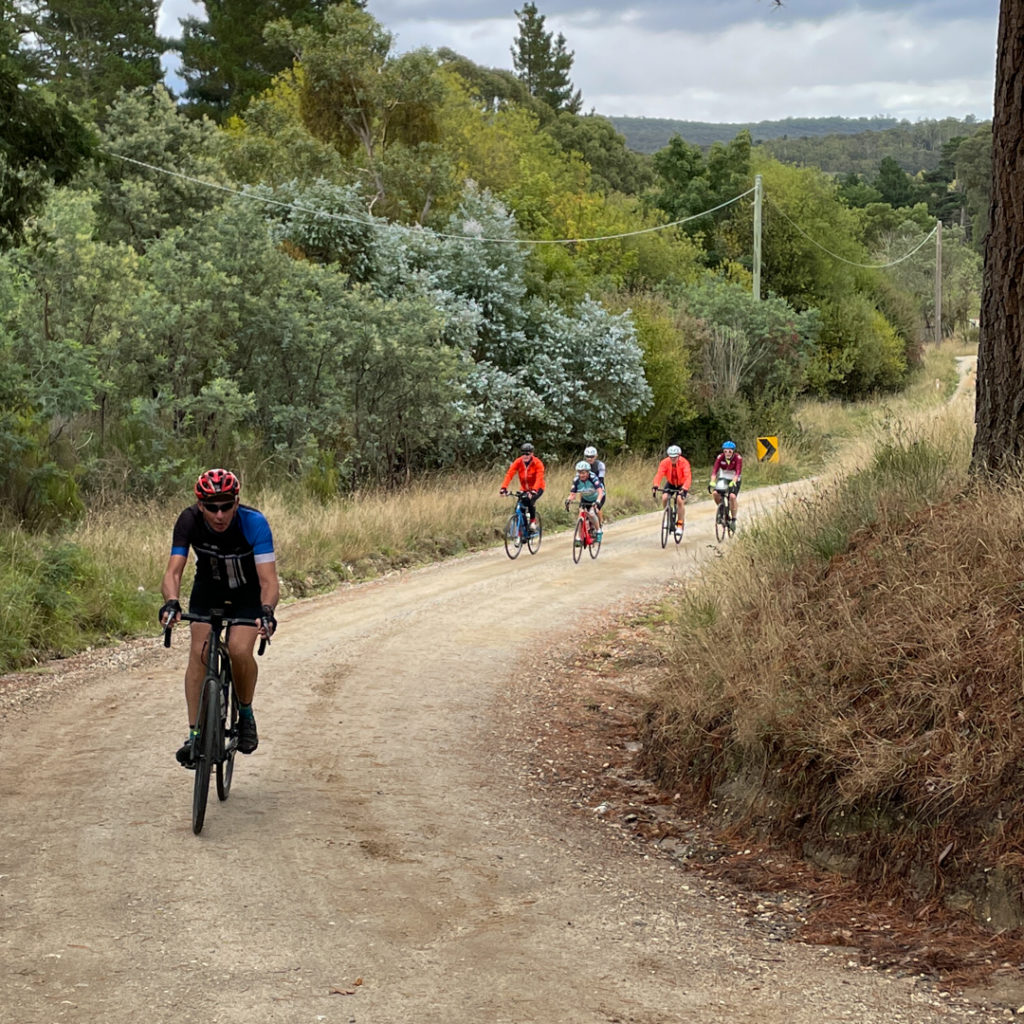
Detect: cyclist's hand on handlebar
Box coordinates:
(499, 487, 508, 495)
(158, 599, 181, 626)
(681, 489, 688, 500)
(708, 483, 714, 493)
(260, 604, 277, 639)
(564, 499, 572, 511)
(651, 487, 658, 499)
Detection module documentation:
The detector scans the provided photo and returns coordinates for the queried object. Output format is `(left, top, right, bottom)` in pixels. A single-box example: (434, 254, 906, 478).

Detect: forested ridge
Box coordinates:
(0, 0, 986, 526)
(609, 114, 988, 175)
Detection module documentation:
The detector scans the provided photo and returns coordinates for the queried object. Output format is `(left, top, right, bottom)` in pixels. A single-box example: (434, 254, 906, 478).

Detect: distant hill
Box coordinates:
(606, 115, 905, 153)
(606, 114, 989, 176)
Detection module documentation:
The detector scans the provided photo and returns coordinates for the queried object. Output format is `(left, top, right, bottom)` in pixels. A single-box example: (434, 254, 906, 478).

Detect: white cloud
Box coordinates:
(158, 1, 996, 123)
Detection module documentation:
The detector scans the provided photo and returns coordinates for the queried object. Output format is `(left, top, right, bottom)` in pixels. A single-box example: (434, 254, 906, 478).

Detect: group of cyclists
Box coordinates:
(500, 439, 742, 544)
(159, 440, 742, 772)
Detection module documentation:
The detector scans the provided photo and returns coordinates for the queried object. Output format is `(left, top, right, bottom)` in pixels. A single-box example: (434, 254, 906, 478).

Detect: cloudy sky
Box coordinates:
(158, 1, 999, 124)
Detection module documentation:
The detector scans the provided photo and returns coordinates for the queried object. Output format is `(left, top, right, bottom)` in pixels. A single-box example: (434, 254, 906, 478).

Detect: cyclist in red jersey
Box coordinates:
(500, 443, 545, 535)
(709, 440, 743, 528)
(651, 445, 692, 530)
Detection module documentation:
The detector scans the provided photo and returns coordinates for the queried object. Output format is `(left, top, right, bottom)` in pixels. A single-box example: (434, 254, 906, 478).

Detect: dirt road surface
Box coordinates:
(0, 485, 999, 1023)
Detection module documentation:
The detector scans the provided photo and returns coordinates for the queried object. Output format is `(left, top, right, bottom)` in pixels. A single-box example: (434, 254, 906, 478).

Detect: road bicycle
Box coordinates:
(657, 486, 685, 548)
(566, 499, 601, 563)
(504, 491, 542, 559)
(164, 610, 268, 835)
(711, 477, 737, 542)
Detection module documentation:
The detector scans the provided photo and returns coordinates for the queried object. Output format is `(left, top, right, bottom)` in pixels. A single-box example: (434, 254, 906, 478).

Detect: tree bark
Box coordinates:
(972, 0, 1024, 472)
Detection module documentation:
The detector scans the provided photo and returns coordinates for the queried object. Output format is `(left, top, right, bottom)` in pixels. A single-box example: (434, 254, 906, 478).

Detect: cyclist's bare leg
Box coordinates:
(184, 622, 210, 725)
(227, 625, 260, 704)
(676, 494, 685, 527)
(729, 494, 738, 518)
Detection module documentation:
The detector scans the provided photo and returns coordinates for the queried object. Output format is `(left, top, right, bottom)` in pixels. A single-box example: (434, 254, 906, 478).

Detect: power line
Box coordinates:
(765, 195, 938, 269)
(107, 152, 754, 246)
(108, 152, 941, 267)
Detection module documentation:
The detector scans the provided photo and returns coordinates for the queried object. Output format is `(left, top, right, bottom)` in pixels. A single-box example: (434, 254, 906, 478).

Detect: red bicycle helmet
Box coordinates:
(194, 468, 240, 501)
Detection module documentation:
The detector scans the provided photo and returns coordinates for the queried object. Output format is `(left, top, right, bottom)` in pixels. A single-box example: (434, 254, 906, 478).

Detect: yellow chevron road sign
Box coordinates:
(756, 436, 779, 463)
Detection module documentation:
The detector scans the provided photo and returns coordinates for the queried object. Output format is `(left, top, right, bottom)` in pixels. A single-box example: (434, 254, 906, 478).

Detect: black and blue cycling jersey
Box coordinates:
(171, 504, 275, 598)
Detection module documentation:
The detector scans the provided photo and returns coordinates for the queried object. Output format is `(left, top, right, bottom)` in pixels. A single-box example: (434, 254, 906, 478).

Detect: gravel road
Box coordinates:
(0, 484, 1005, 1023)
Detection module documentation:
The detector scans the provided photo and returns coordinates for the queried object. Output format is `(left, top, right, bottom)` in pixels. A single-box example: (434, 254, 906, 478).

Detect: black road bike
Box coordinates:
(657, 486, 685, 548)
(164, 611, 267, 834)
(712, 477, 737, 542)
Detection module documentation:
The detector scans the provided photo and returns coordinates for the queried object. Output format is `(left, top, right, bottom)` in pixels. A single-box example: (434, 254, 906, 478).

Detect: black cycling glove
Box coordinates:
(158, 599, 181, 626)
(261, 604, 278, 638)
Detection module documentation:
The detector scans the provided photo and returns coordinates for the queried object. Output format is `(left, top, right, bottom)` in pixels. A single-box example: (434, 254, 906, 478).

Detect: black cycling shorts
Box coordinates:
(189, 578, 262, 621)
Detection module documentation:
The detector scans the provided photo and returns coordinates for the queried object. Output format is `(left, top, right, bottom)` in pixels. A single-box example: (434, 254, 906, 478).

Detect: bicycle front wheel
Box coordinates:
(660, 505, 672, 548)
(216, 678, 236, 801)
(715, 503, 728, 542)
(192, 675, 218, 834)
(674, 504, 684, 544)
(527, 513, 542, 554)
(504, 513, 523, 559)
(573, 519, 584, 563)
(589, 527, 601, 559)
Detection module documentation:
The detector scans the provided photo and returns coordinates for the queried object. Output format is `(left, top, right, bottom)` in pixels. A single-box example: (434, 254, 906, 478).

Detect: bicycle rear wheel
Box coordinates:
(192, 675, 218, 834)
(715, 503, 728, 542)
(504, 513, 523, 559)
(573, 519, 584, 563)
(216, 675, 236, 801)
(527, 513, 542, 554)
(660, 505, 672, 548)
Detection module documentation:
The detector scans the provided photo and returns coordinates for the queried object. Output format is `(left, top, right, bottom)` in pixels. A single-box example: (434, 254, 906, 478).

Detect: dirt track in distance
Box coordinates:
(0, 481, 1001, 1023)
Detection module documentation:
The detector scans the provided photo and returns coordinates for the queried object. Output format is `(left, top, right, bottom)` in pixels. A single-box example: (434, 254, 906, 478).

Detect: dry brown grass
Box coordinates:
(639, 395, 1024, 921)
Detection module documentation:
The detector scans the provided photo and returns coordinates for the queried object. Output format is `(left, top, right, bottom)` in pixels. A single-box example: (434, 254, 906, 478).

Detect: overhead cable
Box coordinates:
(108, 151, 754, 246)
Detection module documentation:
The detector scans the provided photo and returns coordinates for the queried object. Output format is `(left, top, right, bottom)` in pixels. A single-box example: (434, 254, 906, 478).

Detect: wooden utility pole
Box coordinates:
(753, 174, 762, 302)
(934, 220, 942, 344)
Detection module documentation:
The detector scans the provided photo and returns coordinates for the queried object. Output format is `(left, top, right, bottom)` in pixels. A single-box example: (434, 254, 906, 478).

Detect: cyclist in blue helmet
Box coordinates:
(709, 441, 742, 528)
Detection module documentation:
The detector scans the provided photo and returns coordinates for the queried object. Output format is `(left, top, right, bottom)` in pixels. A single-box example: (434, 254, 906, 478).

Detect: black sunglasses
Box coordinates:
(202, 500, 235, 513)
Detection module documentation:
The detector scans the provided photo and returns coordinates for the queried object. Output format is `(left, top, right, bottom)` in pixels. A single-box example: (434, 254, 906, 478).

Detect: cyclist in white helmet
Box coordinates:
(566, 460, 605, 541)
(651, 444, 692, 532)
(579, 444, 606, 531)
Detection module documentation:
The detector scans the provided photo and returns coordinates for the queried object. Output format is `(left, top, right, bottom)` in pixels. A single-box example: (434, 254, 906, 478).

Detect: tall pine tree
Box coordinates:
(30, 0, 165, 112)
(510, 2, 581, 115)
(174, 0, 347, 121)
(0, 8, 94, 244)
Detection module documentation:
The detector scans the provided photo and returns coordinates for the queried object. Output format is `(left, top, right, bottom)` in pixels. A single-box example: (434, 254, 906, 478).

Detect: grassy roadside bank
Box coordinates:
(638, 354, 1024, 932)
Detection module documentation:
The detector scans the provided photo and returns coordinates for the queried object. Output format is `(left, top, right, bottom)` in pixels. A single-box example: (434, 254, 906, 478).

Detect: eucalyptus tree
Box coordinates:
(79, 86, 226, 249)
(954, 123, 992, 253)
(264, 3, 445, 217)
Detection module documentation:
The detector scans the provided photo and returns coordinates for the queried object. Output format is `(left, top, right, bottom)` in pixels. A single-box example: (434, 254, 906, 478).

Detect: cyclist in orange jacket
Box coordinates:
(651, 444, 692, 531)
(500, 443, 545, 535)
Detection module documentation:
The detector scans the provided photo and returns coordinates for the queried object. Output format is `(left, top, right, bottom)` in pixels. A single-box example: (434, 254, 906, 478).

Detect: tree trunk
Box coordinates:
(972, 0, 1024, 472)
